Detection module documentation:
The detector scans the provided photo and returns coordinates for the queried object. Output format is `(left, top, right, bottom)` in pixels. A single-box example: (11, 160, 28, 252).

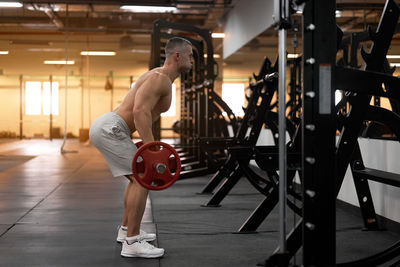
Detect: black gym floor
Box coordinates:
(0, 139, 399, 267)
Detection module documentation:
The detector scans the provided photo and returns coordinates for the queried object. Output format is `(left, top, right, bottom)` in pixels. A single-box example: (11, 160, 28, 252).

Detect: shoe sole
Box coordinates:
(117, 237, 156, 243)
(121, 252, 164, 258)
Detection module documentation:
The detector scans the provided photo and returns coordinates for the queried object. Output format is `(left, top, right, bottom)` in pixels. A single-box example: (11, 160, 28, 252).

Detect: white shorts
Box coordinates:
(89, 112, 137, 177)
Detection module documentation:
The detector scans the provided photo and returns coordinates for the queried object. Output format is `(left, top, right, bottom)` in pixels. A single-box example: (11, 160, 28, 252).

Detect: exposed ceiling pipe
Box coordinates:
(43, 4, 63, 28)
(33, 3, 63, 28)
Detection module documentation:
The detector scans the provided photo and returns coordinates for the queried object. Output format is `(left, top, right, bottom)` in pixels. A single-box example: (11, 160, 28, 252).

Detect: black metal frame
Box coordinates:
(199, 57, 304, 235)
(150, 19, 238, 178)
(265, 1, 400, 266)
(199, 58, 278, 198)
(300, 1, 337, 264)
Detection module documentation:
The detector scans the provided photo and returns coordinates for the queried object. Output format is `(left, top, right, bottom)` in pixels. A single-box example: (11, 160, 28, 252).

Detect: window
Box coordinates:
(43, 82, 59, 115)
(161, 83, 176, 117)
(25, 81, 59, 115)
(25, 82, 42, 115)
(222, 83, 245, 116)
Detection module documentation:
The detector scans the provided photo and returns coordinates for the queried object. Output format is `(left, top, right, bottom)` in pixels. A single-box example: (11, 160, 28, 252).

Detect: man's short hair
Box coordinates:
(165, 37, 192, 56)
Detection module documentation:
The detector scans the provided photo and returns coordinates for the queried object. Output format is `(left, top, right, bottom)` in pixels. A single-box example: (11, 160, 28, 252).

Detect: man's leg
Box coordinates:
(124, 175, 149, 237)
(122, 181, 132, 227)
(120, 176, 163, 258)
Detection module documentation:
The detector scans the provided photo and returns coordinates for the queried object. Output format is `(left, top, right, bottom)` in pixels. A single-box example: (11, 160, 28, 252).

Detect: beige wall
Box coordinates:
(0, 74, 181, 139)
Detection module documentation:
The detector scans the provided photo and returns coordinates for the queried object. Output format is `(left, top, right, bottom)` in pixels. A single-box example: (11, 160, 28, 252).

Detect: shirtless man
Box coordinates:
(89, 37, 193, 258)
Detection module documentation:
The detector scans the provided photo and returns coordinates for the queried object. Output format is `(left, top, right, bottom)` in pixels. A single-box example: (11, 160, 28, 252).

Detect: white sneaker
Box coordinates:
(121, 240, 164, 258)
(117, 226, 156, 243)
(116, 226, 127, 243)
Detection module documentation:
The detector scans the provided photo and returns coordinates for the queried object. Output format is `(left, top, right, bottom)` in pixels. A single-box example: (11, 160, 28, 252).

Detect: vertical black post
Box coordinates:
(302, 0, 336, 265)
(110, 72, 114, 112)
(150, 27, 162, 141)
(19, 74, 23, 140)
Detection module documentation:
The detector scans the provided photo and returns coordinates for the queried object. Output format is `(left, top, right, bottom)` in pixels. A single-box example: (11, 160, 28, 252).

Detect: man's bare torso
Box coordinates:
(113, 67, 172, 133)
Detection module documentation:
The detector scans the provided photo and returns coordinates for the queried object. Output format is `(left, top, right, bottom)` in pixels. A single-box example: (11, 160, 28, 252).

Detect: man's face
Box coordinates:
(178, 45, 194, 73)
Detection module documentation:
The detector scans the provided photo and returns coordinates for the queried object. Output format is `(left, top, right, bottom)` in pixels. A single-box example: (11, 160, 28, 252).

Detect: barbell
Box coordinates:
(132, 141, 181, 190)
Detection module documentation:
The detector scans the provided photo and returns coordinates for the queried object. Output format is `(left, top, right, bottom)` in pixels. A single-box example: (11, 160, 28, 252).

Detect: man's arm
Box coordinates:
(132, 74, 170, 144)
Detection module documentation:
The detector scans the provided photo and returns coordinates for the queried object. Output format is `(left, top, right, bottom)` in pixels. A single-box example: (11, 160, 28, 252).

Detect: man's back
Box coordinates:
(114, 67, 172, 133)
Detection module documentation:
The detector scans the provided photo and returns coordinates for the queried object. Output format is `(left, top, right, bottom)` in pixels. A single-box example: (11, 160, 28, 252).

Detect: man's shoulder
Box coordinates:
(138, 72, 172, 93)
(145, 71, 172, 86)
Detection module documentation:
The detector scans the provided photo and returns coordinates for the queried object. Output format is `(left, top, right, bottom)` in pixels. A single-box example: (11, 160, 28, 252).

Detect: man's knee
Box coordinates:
(125, 175, 141, 187)
(124, 175, 134, 183)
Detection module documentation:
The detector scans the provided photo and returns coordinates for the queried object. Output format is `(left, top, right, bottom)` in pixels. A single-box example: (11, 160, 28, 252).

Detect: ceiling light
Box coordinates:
(387, 55, 400, 59)
(335, 10, 342, 17)
(120, 5, 177, 13)
(130, 49, 150, 53)
(390, 63, 400, 67)
(0, 2, 22, 8)
(212, 33, 225, 39)
(288, 53, 301, 58)
(0, 51, 9, 55)
(44, 60, 75, 65)
(80, 51, 116, 56)
(28, 48, 63, 52)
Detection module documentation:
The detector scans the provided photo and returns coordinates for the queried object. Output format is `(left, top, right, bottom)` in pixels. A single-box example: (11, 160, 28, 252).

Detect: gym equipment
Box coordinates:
(200, 56, 302, 209)
(150, 19, 237, 178)
(276, 1, 290, 258)
(132, 141, 181, 190)
(265, 1, 400, 266)
(337, 28, 400, 140)
(199, 57, 277, 196)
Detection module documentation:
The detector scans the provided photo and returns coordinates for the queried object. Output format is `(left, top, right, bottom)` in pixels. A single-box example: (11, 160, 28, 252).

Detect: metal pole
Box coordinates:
(60, 4, 77, 154)
(80, 78, 84, 129)
(49, 75, 53, 141)
(60, 25, 69, 153)
(278, 28, 287, 253)
(86, 38, 91, 126)
(19, 74, 23, 140)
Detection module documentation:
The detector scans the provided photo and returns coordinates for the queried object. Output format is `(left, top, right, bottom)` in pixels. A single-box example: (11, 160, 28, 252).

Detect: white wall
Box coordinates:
(223, 0, 275, 59)
(256, 129, 400, 223)
(337, 138, 400, 222)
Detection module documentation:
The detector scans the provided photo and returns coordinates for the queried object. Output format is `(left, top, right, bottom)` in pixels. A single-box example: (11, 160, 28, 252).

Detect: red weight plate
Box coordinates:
(132, 141, 181, 190)
(135, 141, 144, 148)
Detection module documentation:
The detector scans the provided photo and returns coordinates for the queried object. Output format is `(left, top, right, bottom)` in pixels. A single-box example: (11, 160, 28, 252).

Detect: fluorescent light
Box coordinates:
(387, 55, 400, 59)
(130, 49, 150, 53)
(212, 33, 225, 38)
(390, 63, 400, 67)
(120, 5, 177, 13)
(0, 51, 9, 55)
(204, 54, 221, 59)
(335, 10, 342, 17)
(0, 2, 22, 8)
(28, 48, 63, 52)
(44, 60, 75, 65)
(288, 53, 301, 58)
(80, 51, 116, 56)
